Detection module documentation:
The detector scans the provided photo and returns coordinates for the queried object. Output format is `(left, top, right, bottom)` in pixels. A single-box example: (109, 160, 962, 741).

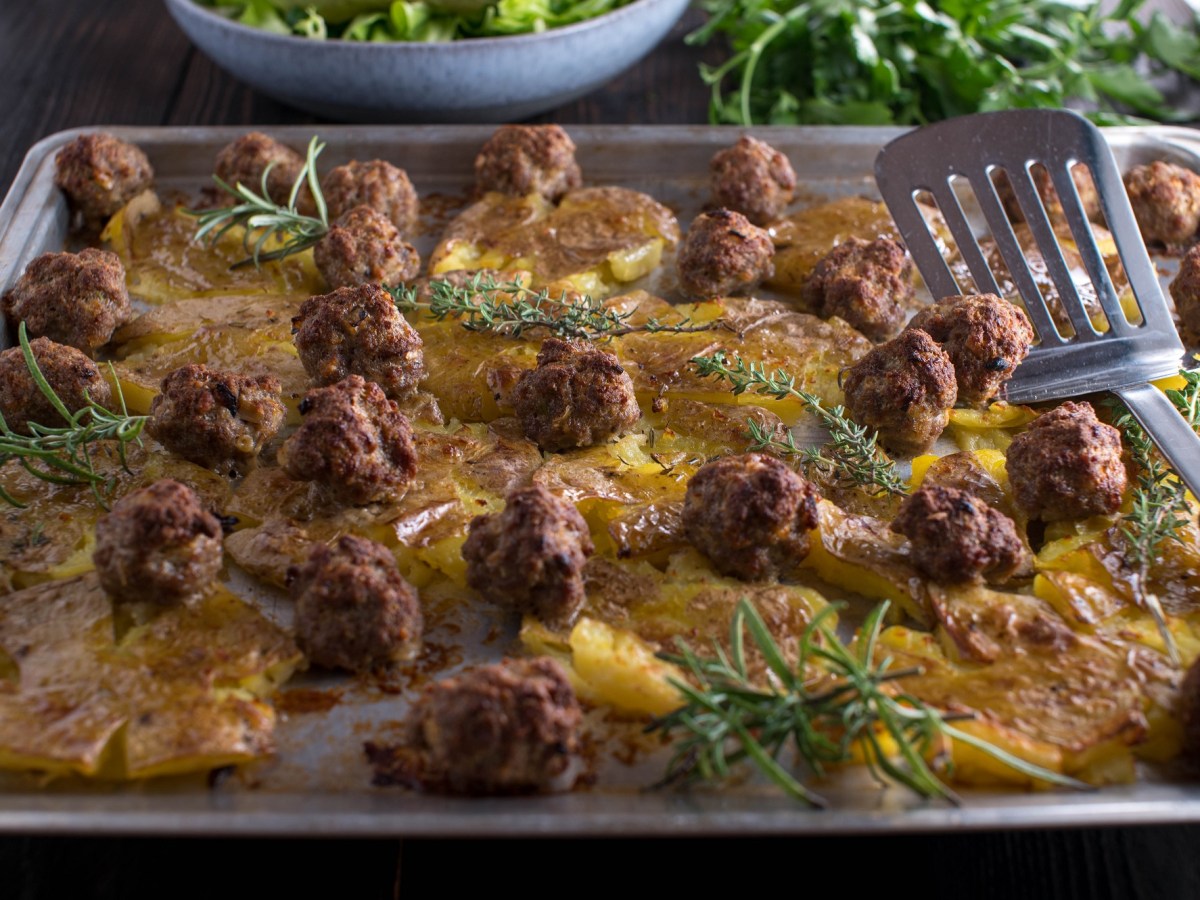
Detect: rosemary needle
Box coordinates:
(0, 323, 147, 509)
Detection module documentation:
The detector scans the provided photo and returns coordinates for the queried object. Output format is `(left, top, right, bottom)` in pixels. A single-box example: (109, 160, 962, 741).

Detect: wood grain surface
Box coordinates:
(3, 1, 1200, 897)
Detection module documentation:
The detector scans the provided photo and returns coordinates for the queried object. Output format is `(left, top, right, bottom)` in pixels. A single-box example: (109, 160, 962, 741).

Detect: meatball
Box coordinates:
(676, 209, 775, 300)
(396, 657, 581, 794)
(2, 248, 130, 354)
(709, 135, 797, 226)
(92, 479, 223, 605)
(1123, 161, 1200, 247)
(511, 338, 640, 451)
(1170, 243, 1200, 345)
(322, 159, 418, 235)
(147, 364, 285, 474)
(462, 485, 594, 628)
(0, 337, 111, 434)
(214, 132, 308, 209)
(474, 124, 582, 202)
(292, 282, 425, 400)
(279, 375, 418, 505)
(907, 293, 1034, 406)
(287, 535, 422, 673)
(890, 484, 1028, 585)
(683, 453, 820, 582)
(996, 163, 1101, 225)
(802, 237, 913, 342)
(1006, 400, 1127, 522)
(53, 132, 153, 230)
(841, 328, 958, 456)
(313, 205, 421, 291)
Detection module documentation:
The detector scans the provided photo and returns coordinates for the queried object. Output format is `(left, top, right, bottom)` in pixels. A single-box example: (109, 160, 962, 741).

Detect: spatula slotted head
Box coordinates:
(874, 109, 1183, 404)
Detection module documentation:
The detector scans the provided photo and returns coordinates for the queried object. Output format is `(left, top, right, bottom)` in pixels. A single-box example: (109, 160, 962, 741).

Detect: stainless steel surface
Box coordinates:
(3, 124, 1200, 836)
(875, 109, 1200, 497)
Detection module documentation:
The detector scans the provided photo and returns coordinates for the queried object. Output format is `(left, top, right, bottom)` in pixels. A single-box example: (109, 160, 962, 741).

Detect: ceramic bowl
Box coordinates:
(163, 0, 691, 122)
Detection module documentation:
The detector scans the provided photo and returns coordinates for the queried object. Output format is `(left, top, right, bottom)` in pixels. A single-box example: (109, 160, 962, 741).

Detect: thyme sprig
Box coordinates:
(389, 273, 726, 341)
(187, 136, 329, 269)
(649, 599, 1086, 807)
(691, 351, 907, 496)
(0, 323, 148, 509)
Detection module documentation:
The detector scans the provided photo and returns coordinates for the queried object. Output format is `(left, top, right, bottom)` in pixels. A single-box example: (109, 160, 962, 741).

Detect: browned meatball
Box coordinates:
(287, 535, 422, 673)
(683, 453, 819, 582)
(292, 282, 425, 400)
(841, 328, 958, 456)
(147, 364, 285, 474)
(395, 657, 581, 794)
(322, 159, 418, 235)
(1006, 401, 1126, 522)
(996, 163, 1101, 224)
(53, 133, 153, 230)
(907, 293, 1034, 406)
(92, 479, 223, 605)
(313, 206, 421, 291)
(462, 485, 594, 627)
(474, 124, 582, 202)
(709, 135, 797, 226)
(890, 484, 1028, 585)
(511, 338, 640, 451)
(279, 375, 418, 505)
(214, 132, 308, 209)
(677, 209, 774, 300)
(1124, 161, 1200, 247)
(1170, 243, 1200, 345)
(2, 249, 130, 354)
(802, 237, 913, 342)
(0, 337, 111, 434)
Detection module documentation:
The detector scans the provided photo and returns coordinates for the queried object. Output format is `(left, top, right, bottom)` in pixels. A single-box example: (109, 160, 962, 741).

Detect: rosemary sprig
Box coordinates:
(388, 272, 725, 341)
(0, 323, 147, 509)
(648, 598, 1088, 807)
(691, 351, 907, 497)
(186, 135, 329, 269)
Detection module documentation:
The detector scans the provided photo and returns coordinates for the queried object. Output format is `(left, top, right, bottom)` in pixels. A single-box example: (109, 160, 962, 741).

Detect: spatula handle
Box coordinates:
(1113, 382, 1200, 500)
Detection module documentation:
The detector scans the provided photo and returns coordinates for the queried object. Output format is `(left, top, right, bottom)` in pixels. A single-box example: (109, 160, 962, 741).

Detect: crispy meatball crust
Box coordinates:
(841, 328, 958, 456)
(148, 364, 285, 474)
(397, 657, 581, 795)
(709, 135, 797, 226)
(1006, 401, 1127, 522)
(462, 485, 595, 628)
(322, 159, 418, 235)
(1123, 161, 1200, 248)
(92, 479, 223, 605)
(996, 164, 1101, 224)
(0, 337, 111, 435)
(676, 209, 775, 300)
(683, 452, 820, 582)
(53, 133, 153, 229)
(279, 375, 418, 505)
(802, 236, 913, 342)
(511, 338, 640, 451)
(287, 535, 423, 673)
(313, 206, 421, 290)
(907, 292, 1034, 406)
(2, 248, 130, 354)
(292, 282, 425, 400)
(891, 484, 1027, 584)
(1170, 244, 1200, 345)
(214, 132, 308, 209)
(474, 124, 582, 202)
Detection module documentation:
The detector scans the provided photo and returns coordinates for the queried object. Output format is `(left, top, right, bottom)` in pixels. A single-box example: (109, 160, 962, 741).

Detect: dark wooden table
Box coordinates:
(5, 1, 1200, 897)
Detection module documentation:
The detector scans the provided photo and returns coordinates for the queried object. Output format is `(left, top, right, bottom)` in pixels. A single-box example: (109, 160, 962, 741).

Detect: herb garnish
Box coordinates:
(650, 598, 1086, 806)
(691, 350, 907, 496)
(0, 323, 147, 509)
(187, 136, 329, 269)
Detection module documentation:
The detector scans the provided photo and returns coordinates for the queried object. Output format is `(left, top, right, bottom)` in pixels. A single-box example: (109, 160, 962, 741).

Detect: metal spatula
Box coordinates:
(874, 108, 1200, 497)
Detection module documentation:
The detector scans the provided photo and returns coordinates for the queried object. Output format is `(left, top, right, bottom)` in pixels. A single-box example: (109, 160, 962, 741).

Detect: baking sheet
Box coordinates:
(2, 124, 1200, 836)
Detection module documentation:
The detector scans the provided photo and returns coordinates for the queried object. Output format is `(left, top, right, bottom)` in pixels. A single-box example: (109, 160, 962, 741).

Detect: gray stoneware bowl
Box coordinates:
(164, 0, 691, 122)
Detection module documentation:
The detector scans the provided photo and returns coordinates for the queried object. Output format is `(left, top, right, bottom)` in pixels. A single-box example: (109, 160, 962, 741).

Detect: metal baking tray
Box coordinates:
(2, 124, 1200, 837)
